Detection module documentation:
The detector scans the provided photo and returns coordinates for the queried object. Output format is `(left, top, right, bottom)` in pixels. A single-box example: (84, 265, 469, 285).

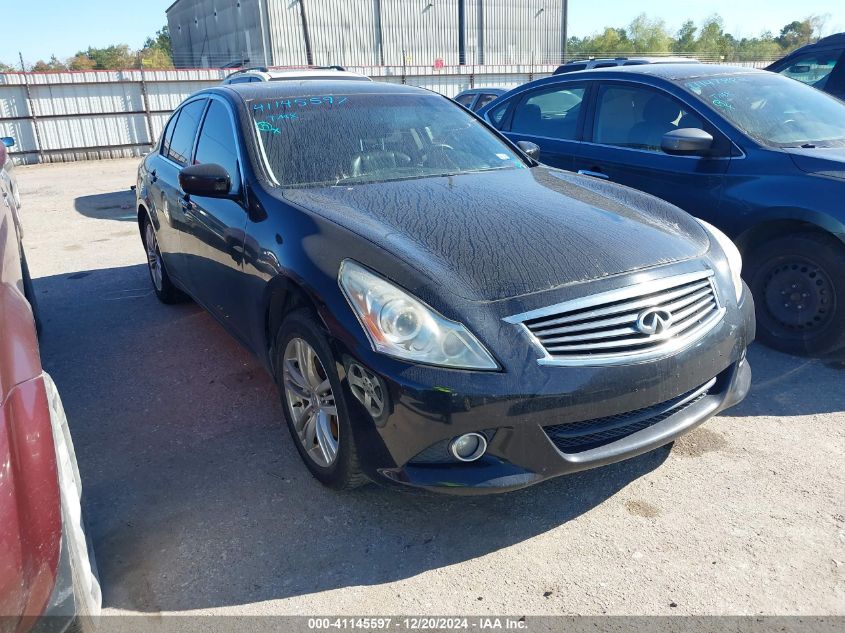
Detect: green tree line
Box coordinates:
(567, 13, 831, 62)
(0, 26, 173, 72)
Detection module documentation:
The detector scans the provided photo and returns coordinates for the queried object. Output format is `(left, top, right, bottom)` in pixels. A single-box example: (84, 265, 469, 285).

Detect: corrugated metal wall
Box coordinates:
(466, 0, 563, 65)
(265, 0, 309, 67)
(167, 0, 565, 69)
(0, 69, 228, 164)
(168, 0, 270, 67)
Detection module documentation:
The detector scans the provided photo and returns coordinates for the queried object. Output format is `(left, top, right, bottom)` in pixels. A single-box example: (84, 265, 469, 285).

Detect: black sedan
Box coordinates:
(136, 80, 754, 494)
(480, 65, 845, 357)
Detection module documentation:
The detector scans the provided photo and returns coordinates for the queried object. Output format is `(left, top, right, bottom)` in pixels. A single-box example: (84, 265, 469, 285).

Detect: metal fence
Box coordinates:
(0, 60, 772, 165)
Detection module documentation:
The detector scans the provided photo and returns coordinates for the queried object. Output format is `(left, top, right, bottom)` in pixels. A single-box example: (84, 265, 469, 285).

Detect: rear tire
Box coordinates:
(745, 232, 845, 357)
(141, 215, 186, 304)
(274, 309, 368, 490)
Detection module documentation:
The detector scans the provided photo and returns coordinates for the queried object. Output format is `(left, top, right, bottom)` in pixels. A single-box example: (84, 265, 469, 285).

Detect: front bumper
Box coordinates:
(335, 287, 755, 495)
(378, 357, 750, 494)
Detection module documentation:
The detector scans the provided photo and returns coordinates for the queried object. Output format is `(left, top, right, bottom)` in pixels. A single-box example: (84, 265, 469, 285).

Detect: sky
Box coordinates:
(2, 0, 843, 66)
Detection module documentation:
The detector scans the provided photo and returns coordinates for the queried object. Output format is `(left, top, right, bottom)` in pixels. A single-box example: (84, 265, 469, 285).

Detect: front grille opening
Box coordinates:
(511, 270, 724, 365)
(543, 377, 717, 454)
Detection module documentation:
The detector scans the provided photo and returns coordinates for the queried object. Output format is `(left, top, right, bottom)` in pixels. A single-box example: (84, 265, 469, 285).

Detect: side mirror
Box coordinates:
(179, 163, 232, 198)
(517, 140, 541, 161)
(1, 137, 14, 148)
(661, 128, 714, 157)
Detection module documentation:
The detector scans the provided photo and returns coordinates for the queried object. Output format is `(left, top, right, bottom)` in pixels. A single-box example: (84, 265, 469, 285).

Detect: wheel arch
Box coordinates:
(733, 209, 845, 256)
(263, 274, 330, 374)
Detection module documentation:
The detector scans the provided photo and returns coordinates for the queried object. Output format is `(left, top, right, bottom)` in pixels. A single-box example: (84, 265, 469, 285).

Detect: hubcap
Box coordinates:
(762, 258, 834, 334)
(282, 338, 339, 468)
(145, 223, 163, 292)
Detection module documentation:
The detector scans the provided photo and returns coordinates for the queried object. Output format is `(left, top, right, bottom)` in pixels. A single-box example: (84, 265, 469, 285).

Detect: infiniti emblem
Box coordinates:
(636, 308, 674, 335)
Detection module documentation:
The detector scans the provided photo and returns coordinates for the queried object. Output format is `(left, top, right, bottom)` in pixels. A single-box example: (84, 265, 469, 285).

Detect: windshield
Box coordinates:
(680, 73, 845, 148)
(251, 93, 527, 187)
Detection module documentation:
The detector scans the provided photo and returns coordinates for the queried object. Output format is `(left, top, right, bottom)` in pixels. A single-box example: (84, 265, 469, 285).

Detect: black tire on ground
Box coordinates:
(745, 231, 845, 357)
(273, 309, 369, 490)
(141, 215, 186, 304)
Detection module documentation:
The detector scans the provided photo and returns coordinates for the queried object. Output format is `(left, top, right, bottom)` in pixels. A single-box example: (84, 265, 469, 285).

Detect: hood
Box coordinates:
(786, 147, 845, 181)
(283, 167, 709, 302)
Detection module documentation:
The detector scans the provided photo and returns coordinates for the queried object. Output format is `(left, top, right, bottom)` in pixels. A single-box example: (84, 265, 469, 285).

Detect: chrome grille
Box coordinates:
(505, 270, 725, 366)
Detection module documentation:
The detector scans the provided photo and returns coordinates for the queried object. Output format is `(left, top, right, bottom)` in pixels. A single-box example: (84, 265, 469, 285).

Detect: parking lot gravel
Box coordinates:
(14, 158, 845, 616)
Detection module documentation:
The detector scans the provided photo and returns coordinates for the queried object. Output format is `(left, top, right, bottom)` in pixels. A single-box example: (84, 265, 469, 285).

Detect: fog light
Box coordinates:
(449, 433, 487, 462)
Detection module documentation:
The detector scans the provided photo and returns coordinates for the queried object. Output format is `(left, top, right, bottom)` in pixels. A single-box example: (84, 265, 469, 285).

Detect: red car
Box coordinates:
(0, 138, 100, 632)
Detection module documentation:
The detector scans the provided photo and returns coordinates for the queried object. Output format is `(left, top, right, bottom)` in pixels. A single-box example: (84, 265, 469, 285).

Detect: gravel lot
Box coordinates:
(15, 158, 845, 617)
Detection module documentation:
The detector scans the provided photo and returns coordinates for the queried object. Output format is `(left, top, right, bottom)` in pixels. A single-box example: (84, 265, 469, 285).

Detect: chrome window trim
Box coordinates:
(505, 270, 726, 367)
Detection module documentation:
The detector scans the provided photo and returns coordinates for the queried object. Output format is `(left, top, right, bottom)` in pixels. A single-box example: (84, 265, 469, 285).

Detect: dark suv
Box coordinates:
(767, 33, 845, 99)
(136, 80, 753, 494)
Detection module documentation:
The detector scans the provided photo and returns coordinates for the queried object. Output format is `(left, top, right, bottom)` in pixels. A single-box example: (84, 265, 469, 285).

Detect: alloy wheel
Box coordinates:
(144, 222, 163, 292)
(282, 337, 339, 468)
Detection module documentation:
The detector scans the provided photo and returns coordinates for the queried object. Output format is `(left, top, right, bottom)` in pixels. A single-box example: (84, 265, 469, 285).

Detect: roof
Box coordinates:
(575, 63, 765, 81)
(217, 79, 430, 101)
(791, 32, 845, 53)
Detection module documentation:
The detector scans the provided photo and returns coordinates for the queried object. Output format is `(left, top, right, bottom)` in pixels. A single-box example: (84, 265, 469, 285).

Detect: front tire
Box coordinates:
(745, 232, 845, 357)
(274, 309, 368, 490)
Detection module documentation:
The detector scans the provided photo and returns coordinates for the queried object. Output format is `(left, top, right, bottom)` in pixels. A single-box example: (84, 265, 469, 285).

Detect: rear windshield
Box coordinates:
(679, 73, 845, 148)
(250, 93, 527, 187)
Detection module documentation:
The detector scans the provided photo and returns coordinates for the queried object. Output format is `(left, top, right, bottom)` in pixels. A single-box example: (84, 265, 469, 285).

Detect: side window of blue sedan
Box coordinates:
(593, 84, 705, 153)
(510, 85, 585, 140)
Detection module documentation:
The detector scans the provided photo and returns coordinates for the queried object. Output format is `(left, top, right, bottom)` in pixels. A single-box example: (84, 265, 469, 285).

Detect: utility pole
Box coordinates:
(18, 52, 26, 72)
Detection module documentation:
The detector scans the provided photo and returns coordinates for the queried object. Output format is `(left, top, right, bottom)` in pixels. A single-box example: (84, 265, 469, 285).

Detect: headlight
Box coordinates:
(339, 260, 498, 370)
(698, 219, 743, 302)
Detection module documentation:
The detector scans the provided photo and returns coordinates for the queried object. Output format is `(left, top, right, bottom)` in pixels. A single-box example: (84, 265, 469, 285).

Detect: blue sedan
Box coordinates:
(480, 64, 845, 357)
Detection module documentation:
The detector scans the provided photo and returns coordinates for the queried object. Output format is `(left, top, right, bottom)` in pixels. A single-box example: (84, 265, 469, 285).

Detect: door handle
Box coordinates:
(577, 169, 610, 180)
(150, 169, 157, 183)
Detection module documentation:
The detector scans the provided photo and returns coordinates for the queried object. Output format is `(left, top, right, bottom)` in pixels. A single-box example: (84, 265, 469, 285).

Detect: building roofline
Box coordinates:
(166, 0, 186, 14)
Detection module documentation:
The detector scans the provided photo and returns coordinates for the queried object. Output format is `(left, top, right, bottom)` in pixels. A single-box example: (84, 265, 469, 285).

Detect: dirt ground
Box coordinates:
(15, 158, 845, 616)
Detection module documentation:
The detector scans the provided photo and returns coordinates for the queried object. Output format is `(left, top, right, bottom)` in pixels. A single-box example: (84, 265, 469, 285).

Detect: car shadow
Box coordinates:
(34, 263, 673, 613)
(74, 190, 137, 221)
(718, 344, 845, 418)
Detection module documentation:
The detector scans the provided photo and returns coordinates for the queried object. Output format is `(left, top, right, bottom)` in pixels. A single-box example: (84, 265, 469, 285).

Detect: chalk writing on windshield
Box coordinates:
(710, 90, 734, 110)
(252, 95, 348, 116)
(684, 77, 739, 94)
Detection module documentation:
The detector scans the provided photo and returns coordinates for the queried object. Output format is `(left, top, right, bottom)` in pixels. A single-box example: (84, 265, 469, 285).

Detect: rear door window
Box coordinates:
(473, 93, 499, 111)
(510, 85, 586, 140)
(167, 99, 207, 166)
(160, 112, 178, 155)
(455, 93, 476, 108)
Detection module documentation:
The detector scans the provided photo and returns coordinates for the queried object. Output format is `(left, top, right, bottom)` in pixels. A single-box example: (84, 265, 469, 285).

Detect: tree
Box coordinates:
(776, 20, 814, 50)
(31, 55, 68, 72)
(68, 54, 97, 71)
(582, 27, 633, 55)
(139, 47, 174, 69)
(627, 13, 671, 53)
(140, 25, 174, 68)
(674, 20, 697, 54)
(72, 44, 136, 70)
(696, 15, 730, 59)
(0, 61, 16, 73)
(143, 25, 173, 58)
